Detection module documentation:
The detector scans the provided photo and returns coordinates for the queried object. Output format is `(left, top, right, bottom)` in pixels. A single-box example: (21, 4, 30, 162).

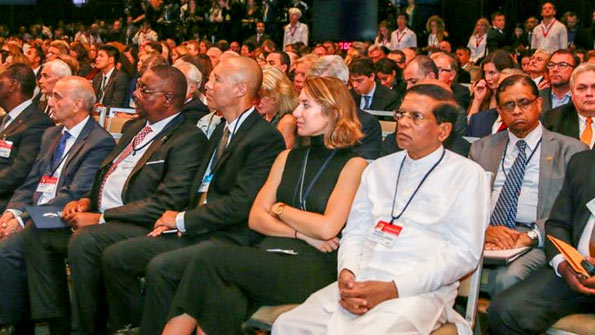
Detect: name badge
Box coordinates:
(0, 140, 13, 158)
(369, 220, 403, 247)
(36, 175, 58, 194)
(198, 174, 213, 193)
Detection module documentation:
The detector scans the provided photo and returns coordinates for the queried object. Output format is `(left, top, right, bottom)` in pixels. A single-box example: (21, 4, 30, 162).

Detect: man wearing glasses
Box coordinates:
(539, 50, 580, 113)
(469, 74, 586, 297)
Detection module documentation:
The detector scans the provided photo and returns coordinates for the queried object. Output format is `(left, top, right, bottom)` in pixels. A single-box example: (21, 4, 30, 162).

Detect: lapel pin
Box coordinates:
(546, 155, 553, 161)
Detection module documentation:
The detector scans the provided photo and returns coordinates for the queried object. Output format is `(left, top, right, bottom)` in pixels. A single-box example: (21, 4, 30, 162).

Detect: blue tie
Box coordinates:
(50, 131, 71, 173)
(363, 95, 371, 110)
(489, 140, 528, 228)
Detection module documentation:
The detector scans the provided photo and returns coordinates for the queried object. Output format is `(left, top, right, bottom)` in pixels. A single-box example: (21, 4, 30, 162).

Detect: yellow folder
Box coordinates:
(547, 235, 589, 277)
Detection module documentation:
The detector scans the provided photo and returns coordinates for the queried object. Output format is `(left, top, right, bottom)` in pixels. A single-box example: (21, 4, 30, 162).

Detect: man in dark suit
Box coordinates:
(0, 76, 115, 335)
(92, 45, 130, 108)
(99, 56, 285, 334)
(539, 50, 578, 113)
(174, 61, 209, 124)
(0, 64, 54, 212)
(487, 12, 508, 53)
(430, 51, 471, 110)
(23, 66, 207, 335)
(488, 149, 595, 334)
(469, 75, 587, 297)
(543, 63, 595, 149)
(244, 21, 272, 47)
(349, 57, 399, 113)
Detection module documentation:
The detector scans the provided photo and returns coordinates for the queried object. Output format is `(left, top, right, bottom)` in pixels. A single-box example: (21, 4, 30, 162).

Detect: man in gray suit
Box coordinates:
(469, 74, 587, 297)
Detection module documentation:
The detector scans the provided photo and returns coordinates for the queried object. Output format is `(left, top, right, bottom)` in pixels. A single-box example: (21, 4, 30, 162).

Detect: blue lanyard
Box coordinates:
(499, 138, 542, 175)
(292, 149, 337, 211)
(390, 148, 446, 224)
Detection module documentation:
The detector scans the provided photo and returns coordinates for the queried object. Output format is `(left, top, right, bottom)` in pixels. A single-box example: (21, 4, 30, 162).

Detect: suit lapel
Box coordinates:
(486, 132, 508, 187)
(189, 123, 223, 205)
(61, 118, 94, 172)
(0, 104, 35, 138)
(564, 105, 580, 138)
(211, 111, 259, 173)
(537, 128, 555, 219)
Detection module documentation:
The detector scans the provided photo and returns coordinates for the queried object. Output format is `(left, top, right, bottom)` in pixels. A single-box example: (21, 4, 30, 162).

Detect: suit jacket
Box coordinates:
(354, 109, 382, 160)
(545, 150, 595, 262)
(351, 83, 400, 112)
(0, 103, 54, 211)
(451, 82, 471, 110)
(92, 68, 130, 108)
(6, 117, 115, 220)
(244, 33, 272, 46)
(469, 127, 588, 238)
(542, 102, 580, 141)
(487, 27, 507, 53)
(467, 108, 499, 138)
(574, 26, 594, 50)
(539, 87, 553, 113)
(88, 114, 208, 227)
(181, 97, 209, 124)
(183, 110, 285, 245)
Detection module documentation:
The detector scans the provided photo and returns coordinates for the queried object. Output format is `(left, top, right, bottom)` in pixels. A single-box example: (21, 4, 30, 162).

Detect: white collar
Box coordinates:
(63, 115, 90, 139)
(7, 99, 33, 121)
(507, 123, 543, 152)
(405, 145, 445, 167)
(225, 106, 255, 135)
(146, 112, 180, 134)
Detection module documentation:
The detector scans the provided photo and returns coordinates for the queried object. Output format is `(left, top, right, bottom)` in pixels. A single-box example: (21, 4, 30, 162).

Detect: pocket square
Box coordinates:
(146, 160, 165, 165)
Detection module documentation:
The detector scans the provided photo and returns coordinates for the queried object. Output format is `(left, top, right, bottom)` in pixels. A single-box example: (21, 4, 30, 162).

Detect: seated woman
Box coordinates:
(162, 76, 368, 335)
(258, 66, 298, 148)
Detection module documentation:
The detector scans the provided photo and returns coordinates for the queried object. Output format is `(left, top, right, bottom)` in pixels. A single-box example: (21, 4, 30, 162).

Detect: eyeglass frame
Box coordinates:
(498, 96, 539, 113)
(546, 61, 575, 69)
(393, 109, 429, 124)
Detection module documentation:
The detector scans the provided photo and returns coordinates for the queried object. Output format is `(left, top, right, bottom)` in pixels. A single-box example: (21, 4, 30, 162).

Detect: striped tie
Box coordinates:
(489, 140, 528, 228)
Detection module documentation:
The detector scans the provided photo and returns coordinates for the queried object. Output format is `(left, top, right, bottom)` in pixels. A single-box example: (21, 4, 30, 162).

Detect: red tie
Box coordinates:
(97, 125, 152, 209)
(497, 122, 508, 132)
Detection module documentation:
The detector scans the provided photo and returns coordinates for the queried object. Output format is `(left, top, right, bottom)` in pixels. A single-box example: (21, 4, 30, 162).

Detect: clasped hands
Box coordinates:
(338, 269, 398, 315)
(148, 210, 181, 237)
(0, 211, 21, 239)
(484, 226, 532, 250)
(559, 258, 595, 296)
(61, 198, 101, 229)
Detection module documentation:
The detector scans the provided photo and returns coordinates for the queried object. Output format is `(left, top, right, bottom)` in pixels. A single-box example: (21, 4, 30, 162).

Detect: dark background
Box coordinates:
(0, 0, 593, 47)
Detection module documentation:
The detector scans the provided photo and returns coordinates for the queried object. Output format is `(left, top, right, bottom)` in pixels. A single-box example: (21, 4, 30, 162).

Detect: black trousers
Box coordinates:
(101, 233, 216, 334)
(0, 232, 29, 325)
(488, 265, 595, 334)
(167, 243, 337, 335)
(24, 222, 149, 335)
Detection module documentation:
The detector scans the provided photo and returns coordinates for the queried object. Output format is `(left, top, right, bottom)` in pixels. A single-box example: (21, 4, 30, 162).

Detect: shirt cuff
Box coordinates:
(532, 226, 543, 248)
(99, 214, 105, 224)
(6, 209, 24, 228)
(176, 211, 186, 232)
(550, 254, 565, 277)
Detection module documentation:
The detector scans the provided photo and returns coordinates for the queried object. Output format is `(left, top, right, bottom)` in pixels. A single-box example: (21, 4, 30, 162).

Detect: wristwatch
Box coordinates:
(526, 230, 539, 247)
(272, 203, 286, 218)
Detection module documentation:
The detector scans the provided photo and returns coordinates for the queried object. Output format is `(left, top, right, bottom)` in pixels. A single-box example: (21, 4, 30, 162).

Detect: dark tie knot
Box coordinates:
(516, 139, 527, 153)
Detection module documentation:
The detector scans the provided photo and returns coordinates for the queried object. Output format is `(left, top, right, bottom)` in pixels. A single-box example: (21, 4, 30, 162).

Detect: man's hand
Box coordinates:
(559, 261, 595, 296)
(62, 198, 91, 221)
(338, 269, 367, 315)
(513, 233, 533, 248)
(69, 213, 101, 229)
(297, 233, 339, 253)
(153, 210, 179, 230)
(580, 257, 595, 290)
(537, 79, 551, 90)
(0, 211, 15, 227)
(338, 269, 398, 315)
(0, 218, 22, 240)
(485, 226, 520, 249)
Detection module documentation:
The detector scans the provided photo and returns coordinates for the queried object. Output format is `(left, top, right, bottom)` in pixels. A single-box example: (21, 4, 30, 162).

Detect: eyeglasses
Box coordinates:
(437, 67, 453, 73)
(136, 80, 168, 96)
(499, 97, 538, 113)
(393, 110, 427, 123)
(546, 62, 574, 69)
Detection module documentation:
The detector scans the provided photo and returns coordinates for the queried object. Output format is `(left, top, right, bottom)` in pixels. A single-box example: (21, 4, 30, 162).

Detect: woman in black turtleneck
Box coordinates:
(162, 77, 368, 335)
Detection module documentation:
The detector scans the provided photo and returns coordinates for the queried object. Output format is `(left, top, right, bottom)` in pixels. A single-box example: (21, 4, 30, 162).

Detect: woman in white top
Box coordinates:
(425, 15, 447, 49)
(374, 20, 392, 50)
(283, 7, 309, 49)
(467, 18, 490, 64)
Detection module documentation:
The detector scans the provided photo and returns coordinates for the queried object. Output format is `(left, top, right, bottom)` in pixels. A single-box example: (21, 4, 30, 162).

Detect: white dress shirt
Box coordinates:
(99, 113, 180, 212)
(283, 22, 308, 48)
(551, 90, 571, 109)
(531, 19, 568, 54)
(491, 125, 543, 244)
(1, 99, 33, 131)
(390, 27, 417, 50)
(427, 33, 439, 48)
(359, 82, 376, 110)
(467, 33, 487, 63)
(578, 113, 595, 149)
(176, 107, 255, 232)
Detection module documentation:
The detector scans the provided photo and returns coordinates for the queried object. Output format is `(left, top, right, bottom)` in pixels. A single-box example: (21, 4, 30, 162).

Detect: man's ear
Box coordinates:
(437, 122, 453, 143)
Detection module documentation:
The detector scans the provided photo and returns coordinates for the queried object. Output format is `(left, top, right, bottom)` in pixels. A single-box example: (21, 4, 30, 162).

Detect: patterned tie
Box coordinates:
(50, 131, 71, 172)
(98, 75, 108, 104)
(489, 140, 528, 228)
(213, 126, 230, 167)
(97, 125, 152, 208)
(363, 95, 371, 110)
(580, 117, 592, 147)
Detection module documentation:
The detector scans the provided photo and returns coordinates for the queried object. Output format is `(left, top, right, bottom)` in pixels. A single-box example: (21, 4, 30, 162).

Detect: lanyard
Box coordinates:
(48, 144, 75, 176)
(292, 149, 337, 211)
(131, 125, 168, 156)
(541, 19, 556, 38)
(396, 29, 407, 43)
(500, 137, 542, 175)
(390, 148, 445, 224)
(475, 34, 485, 48)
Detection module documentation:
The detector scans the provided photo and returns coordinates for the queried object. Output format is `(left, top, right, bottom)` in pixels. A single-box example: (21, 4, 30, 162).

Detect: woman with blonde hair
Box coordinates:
(467, 18, 491, 64)
(162, 76, 367, 335)
(375, 20, 392, 49)
(425, 15, 448, 49)
(171, 45, 189, 64)
(258, 66, 298, 148)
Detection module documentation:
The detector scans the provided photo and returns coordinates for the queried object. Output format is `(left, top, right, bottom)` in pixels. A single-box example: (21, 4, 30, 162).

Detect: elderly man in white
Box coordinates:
(282, 7, 308, 49)
(273, 84, 490, 335)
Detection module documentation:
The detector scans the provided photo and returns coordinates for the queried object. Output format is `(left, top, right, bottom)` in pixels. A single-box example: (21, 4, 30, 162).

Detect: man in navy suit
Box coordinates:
(0, 76, 115, 334)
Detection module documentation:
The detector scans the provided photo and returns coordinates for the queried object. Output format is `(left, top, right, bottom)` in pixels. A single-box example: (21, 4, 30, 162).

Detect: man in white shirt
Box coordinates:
(469, 74, 587, 297)
(282, 7, 308, 49)
(0, 76, 115, 335)
(488, 150, 595, 334)
(390, 12, 417, 51)
(531, 1, 568, 53)
(274, 84, 490, 335)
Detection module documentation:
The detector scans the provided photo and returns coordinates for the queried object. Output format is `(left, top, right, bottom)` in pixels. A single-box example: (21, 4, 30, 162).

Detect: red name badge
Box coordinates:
(369, 220, 403, 247)
(0, 140, 13, 158)
(36, 175, 58, 194)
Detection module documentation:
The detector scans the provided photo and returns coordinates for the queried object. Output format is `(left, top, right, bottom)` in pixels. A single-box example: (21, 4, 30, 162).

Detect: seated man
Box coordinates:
(274, 84, 490, 335)
(349, 57, 400, 112)
(0, 76, 115, 334)
(35, 59, 72, 115)
(469, 74, 587, 297)
(92, 45, 130, 108)
(23, 66, 208, 335)
(488, 149, 595, 334)
(0, 64, 54, 212)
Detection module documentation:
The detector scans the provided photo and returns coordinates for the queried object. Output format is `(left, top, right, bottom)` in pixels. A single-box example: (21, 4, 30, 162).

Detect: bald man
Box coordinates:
(101, 56, 285, 334)
(0, 76, 115, 334)
(24, 66, 208, 335)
